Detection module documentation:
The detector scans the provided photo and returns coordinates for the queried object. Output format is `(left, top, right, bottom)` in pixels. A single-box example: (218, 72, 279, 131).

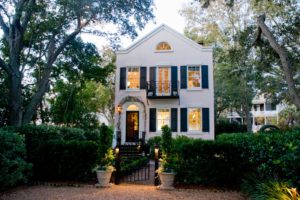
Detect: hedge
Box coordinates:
(174, 131, 300, 188)
(0, 129, 32, 190)
(7, 124, 113, 182)
(215, 120, 247, 136)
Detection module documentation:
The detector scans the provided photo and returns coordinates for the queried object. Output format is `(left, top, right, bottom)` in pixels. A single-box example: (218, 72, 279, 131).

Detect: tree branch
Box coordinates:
(257, 14, 300, 110)
(0, 13, 9, 38)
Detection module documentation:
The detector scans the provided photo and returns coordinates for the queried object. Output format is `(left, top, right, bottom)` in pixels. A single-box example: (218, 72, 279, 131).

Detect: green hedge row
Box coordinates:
(4, 124, 113, 182)
(215, 120, 247, 136)
(0, 130, 31, 190)
(174, 131, 300, 188)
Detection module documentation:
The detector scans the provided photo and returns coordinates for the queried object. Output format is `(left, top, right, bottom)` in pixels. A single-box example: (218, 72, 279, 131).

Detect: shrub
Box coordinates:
(0, 130, 32, 190)
(215, 120, 247, 136)
(249, 181, 299, 200)
(9, 124, 107, 182)
(175, 131, 300, 188)
(161, 125, 172, 155)
(176, 139, 250, 188)
(31, 139, 99, 181)
(99, 123, 113, 151)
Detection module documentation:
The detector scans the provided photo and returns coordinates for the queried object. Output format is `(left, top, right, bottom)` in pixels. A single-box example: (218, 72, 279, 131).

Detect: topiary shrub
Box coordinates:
(147, 136, 162, 159)
(0, 129, 32, 190)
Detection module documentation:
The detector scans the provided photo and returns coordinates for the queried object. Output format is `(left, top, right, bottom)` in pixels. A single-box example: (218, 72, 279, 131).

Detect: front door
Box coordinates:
(126, 111, 139, 142)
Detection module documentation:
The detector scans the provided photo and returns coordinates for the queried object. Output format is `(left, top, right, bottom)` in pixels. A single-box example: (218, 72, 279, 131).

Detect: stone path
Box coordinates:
(0, 184, 247, 200)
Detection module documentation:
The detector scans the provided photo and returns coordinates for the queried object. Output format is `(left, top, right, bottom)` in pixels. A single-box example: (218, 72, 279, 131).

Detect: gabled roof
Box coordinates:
(116, 24, 212, 54)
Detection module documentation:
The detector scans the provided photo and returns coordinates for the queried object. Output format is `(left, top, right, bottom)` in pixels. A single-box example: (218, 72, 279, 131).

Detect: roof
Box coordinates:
(116, 24, 212, 54)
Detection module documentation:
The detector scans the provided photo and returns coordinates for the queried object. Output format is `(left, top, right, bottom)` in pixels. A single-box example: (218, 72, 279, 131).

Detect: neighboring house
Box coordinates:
(114, 24, 214, 145)
(251, 94, 285, 132)
(226, 94, 285, 132)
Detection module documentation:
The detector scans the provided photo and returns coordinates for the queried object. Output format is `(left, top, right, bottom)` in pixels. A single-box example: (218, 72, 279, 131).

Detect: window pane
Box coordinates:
(127, 67, 140, 89)
(157, 109, 170, 130)
(188, 108, 201, 131)
(156, 42, 171, 50)
(188, 66, 201, 88)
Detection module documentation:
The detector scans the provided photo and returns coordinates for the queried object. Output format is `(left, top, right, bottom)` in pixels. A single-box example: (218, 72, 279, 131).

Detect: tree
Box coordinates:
(0, 0, 154, 126)
(196, 0, 300, 110)
(181, 0, 257, 131)
(48, 38, 114, 129)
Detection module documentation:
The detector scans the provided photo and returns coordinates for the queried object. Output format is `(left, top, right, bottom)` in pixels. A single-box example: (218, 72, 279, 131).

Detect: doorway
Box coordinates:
(126, 111, 139, 142)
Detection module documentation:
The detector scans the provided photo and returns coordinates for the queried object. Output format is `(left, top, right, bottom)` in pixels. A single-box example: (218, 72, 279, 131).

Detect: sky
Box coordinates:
(81, 0, 190, 51)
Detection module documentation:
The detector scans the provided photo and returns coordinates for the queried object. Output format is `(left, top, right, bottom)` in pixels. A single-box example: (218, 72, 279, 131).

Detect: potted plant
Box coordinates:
(157, 125, 177, 190)
(95, 148, 115, 187)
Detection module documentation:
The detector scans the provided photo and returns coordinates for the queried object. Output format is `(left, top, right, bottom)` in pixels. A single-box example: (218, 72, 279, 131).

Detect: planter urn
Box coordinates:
(159, 172, 175, 190)
(96, 170, 112, 187)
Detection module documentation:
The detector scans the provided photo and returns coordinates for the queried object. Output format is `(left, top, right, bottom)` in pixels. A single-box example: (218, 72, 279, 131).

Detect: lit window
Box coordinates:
(127, 104, 139, 111)
(188, 108, 201, 131)
(156, 42, 172, 51)
(127, 67, 140, 89)
(157, 109, 170, 130)
(188, 66, 201, 89)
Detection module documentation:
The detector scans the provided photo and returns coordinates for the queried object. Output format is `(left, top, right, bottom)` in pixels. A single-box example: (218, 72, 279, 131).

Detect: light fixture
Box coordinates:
(154, 145, 159, 160)
(117, 105, 122, 114)
(115, 147, 119, 155)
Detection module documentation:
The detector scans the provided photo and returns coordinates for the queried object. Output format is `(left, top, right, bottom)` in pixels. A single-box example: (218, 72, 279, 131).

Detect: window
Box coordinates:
(127, 104, 139, 111)
(156, 42, 172, 51)
(127, 67, 140, 89)
(188, 108, 201, 131)
(157, 109, 170, 130)
(188, 66, 201, 89)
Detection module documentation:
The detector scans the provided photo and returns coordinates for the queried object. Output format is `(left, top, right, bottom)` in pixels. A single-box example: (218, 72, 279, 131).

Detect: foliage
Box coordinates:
(0, 129, 32, 190)
(97, 148, 115, 171)
(121, 157, 148, 175)
(147, 136, 162, 159)
(215, 120, 247, 136)
(278, 106, 300, 131)
(175, 131, 300, 188)
(99, 123, 113, 151)
(0, 0, 154, 126)
(97, 124, 114, 170)
(247, 180, 299, 200)
(161, 125, 173, 155)
(9, 124, 105, 181)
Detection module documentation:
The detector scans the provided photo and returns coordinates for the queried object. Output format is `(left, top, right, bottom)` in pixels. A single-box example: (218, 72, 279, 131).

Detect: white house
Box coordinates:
(114, 24, 214, 145)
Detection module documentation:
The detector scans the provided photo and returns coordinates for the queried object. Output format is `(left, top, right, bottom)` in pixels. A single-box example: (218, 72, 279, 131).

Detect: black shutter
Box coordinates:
(180, 66, 187, 89)
(149, 108, 156, 132)
(171, 66, 178, 95)
(140, 67, 147, 89)
(202, 108, 210, 132)
(171, 108, 178, 132)
(180, 108, 187, 132)
(201, 65, 209, 89)
(120, 67, 126, 90)
(149, 67, 156, 96)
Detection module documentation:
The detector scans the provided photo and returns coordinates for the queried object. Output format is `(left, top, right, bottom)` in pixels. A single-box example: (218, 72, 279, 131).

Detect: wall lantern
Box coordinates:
(117, 105, 122, 114)
(115, 147, 120, 155)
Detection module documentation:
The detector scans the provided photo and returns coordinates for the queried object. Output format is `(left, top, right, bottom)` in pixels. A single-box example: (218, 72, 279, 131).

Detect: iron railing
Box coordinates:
(146, 81, 179, 99)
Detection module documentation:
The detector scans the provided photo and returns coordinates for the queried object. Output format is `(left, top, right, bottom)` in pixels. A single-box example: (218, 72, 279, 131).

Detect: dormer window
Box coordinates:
(156, 42, 172, 51)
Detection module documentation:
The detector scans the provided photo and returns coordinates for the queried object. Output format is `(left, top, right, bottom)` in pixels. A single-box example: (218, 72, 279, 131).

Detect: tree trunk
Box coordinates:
(243, 105, 252, 132)
(8, 73, 23, 126)
(257, 15, 300, 110)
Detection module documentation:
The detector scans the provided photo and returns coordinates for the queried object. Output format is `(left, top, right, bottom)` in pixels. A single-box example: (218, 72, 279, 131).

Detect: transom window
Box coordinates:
(127, 104, 139, 111)
(156, 42, 172, 51)
(157, 109, 170, 130)
(127, 67, 140, 89)
(188, 66, 201, 89)
(188, 108, 202, 131)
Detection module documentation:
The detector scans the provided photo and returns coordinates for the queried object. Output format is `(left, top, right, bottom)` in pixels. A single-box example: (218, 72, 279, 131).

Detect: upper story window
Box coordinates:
(127, 67, 140, 89)
(188, 66, 201, 89)
(156, 42, 172, 51)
